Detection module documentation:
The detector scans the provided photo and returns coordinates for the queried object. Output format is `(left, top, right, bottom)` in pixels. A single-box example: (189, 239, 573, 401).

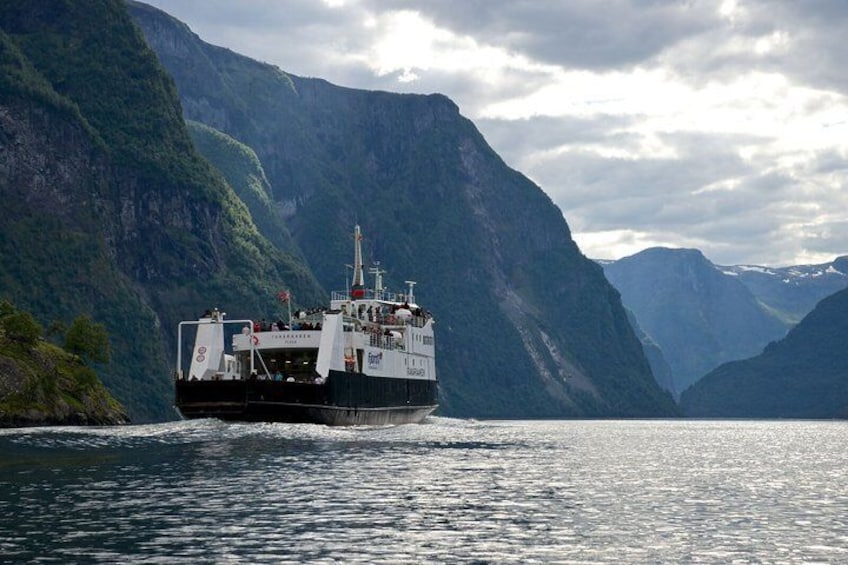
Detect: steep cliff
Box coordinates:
(0, 0, 325, 421)
(130, 2, 678, 417)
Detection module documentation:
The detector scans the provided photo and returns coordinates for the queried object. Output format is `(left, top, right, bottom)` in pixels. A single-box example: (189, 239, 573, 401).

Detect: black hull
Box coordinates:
(175, 370, 438, 426)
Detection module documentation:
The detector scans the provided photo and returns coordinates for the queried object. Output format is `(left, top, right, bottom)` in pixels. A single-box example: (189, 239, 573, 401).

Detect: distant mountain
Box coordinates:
(720, 257, 848, 324)
(680, 286, 848, 418)
(601, 248, 788, 393)
(129, 2, 678, 418)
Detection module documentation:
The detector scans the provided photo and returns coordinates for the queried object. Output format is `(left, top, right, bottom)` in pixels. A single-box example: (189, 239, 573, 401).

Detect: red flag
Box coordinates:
(277, 290, 291, 303)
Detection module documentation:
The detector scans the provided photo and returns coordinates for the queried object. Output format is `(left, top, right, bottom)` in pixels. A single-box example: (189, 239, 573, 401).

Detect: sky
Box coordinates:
(141, 0, 848, 267)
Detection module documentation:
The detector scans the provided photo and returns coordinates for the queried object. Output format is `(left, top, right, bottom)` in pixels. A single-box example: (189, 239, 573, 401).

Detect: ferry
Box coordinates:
(174, 225, 438, 425)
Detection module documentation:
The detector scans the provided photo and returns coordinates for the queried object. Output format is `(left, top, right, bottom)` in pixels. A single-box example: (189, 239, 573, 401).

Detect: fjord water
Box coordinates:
(1, 419, 846, 564)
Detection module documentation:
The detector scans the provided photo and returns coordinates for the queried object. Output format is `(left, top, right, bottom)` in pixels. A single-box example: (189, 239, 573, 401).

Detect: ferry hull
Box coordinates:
(175, 370, 437, 426)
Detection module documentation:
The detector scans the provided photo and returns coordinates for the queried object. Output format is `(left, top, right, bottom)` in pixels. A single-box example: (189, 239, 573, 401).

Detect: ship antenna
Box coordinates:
(351, 225, 366, 299)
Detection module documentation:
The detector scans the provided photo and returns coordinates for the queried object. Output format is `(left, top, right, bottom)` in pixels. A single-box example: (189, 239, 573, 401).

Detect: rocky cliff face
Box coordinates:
(0, 27, 170, 420)
(130, 2, 678, 417)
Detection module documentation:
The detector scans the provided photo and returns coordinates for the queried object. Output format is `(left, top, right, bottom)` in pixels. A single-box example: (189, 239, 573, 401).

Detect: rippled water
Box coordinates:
(1, 418, 847, 564)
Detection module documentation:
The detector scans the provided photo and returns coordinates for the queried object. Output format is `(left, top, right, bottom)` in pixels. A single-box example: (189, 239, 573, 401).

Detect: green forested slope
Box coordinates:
(0, 0, 324, 421)
(186, 120, 308, 258)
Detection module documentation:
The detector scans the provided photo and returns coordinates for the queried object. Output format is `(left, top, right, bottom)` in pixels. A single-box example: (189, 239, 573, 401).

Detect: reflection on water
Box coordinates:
(1, 418, 847, 563)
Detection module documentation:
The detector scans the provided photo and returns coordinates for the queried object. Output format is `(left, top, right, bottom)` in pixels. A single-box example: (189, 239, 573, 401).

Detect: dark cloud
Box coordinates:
(365, 0, 719, 70)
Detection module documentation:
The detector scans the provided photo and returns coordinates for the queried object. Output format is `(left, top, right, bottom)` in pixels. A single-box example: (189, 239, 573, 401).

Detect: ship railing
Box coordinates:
(376, 312, 428, 328)
(368, 332, 404, 351)
(338, 308, 430, 329)
(331, 289, 409, 303)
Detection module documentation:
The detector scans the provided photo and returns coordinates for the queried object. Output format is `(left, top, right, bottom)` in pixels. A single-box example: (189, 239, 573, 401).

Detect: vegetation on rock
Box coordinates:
(0, 300, 128, 427)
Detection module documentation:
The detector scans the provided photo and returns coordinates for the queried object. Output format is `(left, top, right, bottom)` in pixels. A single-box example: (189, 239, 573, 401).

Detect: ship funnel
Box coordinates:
(351, 225, 366, 299)
(405, 280, 416, 304)
(369, 262, 384, 299)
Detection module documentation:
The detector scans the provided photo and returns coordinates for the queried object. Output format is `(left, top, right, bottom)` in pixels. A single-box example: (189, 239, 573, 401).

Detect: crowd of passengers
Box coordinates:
(247, 308, 327, 332)
(244, 303, 432, 333)
(347, 302, 431, 324)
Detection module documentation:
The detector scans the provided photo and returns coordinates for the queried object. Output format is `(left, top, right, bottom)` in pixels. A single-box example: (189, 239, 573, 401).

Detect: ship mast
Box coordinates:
(351, 225, 366, 299)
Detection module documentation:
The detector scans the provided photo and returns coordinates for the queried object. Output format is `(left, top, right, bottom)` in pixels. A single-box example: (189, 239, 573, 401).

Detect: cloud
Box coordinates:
(139, 0, 848, 266)
(365, 0, 719, 70)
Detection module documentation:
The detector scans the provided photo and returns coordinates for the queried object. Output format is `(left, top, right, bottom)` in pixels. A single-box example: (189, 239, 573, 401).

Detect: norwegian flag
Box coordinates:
(277, 290, 291, 303)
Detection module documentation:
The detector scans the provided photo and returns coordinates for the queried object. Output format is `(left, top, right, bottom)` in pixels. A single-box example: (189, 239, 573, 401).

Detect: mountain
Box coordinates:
(680, 286, 848, 418)
(129, 2, 678, 418)
(0, 0, 325, 421)
(720, 257, 848, 324)
(601, 248, 788, 393)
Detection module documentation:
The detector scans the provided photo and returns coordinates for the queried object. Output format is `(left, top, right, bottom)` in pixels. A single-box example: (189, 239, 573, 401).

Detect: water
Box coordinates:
(1, 419, 846, 564)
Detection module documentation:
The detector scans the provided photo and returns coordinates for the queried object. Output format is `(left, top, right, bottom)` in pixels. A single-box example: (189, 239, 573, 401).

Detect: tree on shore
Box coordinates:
(65, 315, 111, 364)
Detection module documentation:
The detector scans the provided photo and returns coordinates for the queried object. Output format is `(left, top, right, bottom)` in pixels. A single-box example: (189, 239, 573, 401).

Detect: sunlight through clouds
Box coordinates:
(358, 9, 551, 88)
(719, 0, 743, 22)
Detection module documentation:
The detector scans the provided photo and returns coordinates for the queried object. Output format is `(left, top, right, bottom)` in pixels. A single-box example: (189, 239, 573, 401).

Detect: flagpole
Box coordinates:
(278, 290, 293, 331)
